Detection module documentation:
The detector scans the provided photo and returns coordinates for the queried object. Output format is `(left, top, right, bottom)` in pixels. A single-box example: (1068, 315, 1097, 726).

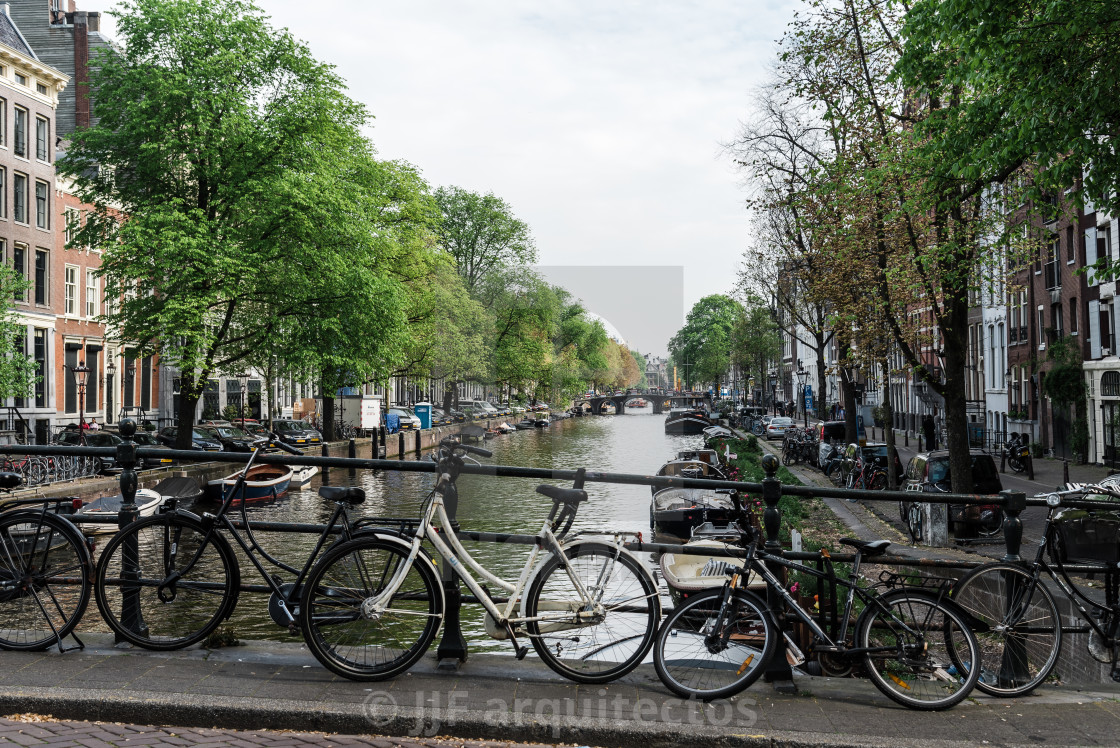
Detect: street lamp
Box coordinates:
(237, 372, 249, 430)
(123, 361, 136, 422)
(795, 361, 808, 428)
(106, 359, 116, 425)
(769, 372, 778, 415)
(70, 360, 91, 444)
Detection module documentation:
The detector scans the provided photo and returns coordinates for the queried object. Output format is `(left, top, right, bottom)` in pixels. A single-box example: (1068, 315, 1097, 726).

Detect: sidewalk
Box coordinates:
(0, 635, 1117, 748)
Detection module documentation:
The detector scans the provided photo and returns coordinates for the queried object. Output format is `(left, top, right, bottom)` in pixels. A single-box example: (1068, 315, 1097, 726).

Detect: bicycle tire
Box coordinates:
(653, 587, 775, 700)
(869, 471, 887, 491)
(525, 542, 660, 684)
(1007, 456, 1025, 473)
(949, 563, 1061, 697)
(856, 589, 980, 710)
(301, 536, 443, 681)
(906, 502, 923, 543)
(95, 512, 239, 650)
(975, 508, 1005, 538)
(0, 512, 92, 650)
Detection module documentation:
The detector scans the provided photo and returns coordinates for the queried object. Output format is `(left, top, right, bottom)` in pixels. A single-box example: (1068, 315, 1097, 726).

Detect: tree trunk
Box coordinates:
(322, 391, 336, 442)
(941, 344, 974, 495)
(882, 360, 898, 489)
(816, 348, 828, 424)
(174, 374, 201, 449)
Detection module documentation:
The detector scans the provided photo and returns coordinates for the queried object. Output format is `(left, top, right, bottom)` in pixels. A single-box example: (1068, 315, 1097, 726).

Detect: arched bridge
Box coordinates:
(571, 390, 711, 415)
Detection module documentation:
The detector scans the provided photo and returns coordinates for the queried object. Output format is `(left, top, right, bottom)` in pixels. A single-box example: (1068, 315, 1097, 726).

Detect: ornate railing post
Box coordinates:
(760, 453, 795, 691)
(116, 418, 148, 640)
(435, 456, 467, 668)
(998, 488, 1029, 687)
(1001, 489, 1026, 563)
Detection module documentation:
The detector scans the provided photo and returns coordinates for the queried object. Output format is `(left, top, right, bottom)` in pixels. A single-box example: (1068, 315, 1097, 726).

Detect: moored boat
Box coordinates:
(207, 464, 294, 505)
(75, 488, 165, 534)
(659, 523, 763, 604)
(290, 465, 320, 488)
(664, 407, 711, 435)
(650, 485, 738, 539)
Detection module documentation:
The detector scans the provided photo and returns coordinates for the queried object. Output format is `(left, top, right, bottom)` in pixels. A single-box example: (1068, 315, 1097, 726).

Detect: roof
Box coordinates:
(0, 8, 36, 60)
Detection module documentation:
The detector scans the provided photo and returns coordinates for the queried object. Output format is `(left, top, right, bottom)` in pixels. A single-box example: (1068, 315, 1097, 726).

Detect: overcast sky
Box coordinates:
(103, 1, 797, 352)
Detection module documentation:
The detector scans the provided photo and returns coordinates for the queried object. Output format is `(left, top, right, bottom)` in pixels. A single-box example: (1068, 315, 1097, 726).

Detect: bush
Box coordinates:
(1030, 441, 1044, 458)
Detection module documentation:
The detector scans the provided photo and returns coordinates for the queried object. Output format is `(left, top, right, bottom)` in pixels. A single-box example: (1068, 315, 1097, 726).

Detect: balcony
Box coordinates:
(1019, 326, 1028, 342)
(1009, 327, 1018, 343)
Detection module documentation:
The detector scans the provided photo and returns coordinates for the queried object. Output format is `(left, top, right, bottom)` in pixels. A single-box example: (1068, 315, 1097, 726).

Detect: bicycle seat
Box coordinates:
(0, 472, 21, 489)
(318, 486, 366, 505)
(840, 537, 890, 556)
(535, 484, 588, 504)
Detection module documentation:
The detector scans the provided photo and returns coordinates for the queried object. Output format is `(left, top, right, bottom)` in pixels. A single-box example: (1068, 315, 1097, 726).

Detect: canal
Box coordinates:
(86, 406, 708, 649)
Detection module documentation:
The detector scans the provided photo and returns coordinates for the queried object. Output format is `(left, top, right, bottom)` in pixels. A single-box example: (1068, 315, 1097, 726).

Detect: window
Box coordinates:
(64, 265, 77, 315)
(63, 207, 79, 245)
(11, 243, 24, 301)
(1103, 372, 1120, 397)
(64, 345, 78, 413)
(1071, 297, 1079, 334)
(34, 117, 47, 161)
(33, 249, 46, 305)
(15, 73, 26, 87)
(33, 329, 46, 408)
(0, 97, 6, 146)
(1102, 302, 1115, 354)
(1100, 224, 1114, 272)
(1037, 305, 1045, 348)
(1051, 303, 1063, 339)
(141, 355, 152, 409)
(35, 82, 46, 96)
(34, 181, 47, 229)
(0, 167, 6, 218)
(13, 173, 26, 222)
(85, 269, 98, 318)
(13, 107, 26, 157)
(1067, 226, 1075, 263)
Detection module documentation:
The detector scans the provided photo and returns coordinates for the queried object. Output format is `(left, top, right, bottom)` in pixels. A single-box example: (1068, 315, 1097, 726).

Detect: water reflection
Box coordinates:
(95, 407, 707, 649)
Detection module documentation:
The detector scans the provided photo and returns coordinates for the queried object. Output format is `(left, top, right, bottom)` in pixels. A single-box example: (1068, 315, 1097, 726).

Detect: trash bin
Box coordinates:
(414, 402, 432, 430)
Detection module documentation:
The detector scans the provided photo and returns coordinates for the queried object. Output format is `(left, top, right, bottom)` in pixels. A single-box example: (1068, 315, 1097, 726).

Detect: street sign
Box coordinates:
(804, 384, 814, 410)
(360, 397, 381, 429)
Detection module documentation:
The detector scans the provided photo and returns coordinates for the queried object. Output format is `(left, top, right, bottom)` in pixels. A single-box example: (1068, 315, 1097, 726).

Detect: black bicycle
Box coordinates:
(950, 483, 1120, 695)
(653, 482, 982, 709)
(0, 472, 92, 652)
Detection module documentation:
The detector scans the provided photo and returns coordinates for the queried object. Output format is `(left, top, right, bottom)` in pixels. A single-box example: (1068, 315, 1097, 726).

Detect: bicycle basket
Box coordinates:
(1052, 508, 1120, 565)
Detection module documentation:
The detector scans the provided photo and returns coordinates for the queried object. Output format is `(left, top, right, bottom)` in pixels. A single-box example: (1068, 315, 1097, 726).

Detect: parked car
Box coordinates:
(157, 426, 224, 452)
(56, 430, 121, 473)
(765, 416, 795, 440)
(816, 418, 869, 467)
(129, 431, 177, 469)
(901, 450, 1004, 537)
(271, 419, 323, 446)
(448, 408, 467, 423)
(388, 407, 422, 430)
(429, 407, 450, 426)
(197, 424, 264, 453)
(233, 418, 278, 447)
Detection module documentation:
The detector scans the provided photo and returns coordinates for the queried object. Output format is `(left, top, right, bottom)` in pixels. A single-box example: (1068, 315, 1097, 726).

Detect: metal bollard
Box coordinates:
(998, 489, 1030, 685)
(760, 453, 795, 692)
(1063, 458, 1069, 487)
(414, 430, 421, 456)
(321, 443, 330, 484)
(1000, 489, 1026, 562)
(348, 438, 357, 478)
(398, 431, 405, 458)
(1026, 452, 1035, 481)
(116, 419, 148, 640)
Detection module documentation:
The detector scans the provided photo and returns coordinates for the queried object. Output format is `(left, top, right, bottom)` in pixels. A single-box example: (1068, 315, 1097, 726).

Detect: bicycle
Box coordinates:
(298, 437, 661, 683)
(0, 472, 92, 652)
(949, 483, 1120, 696)
(93, 435, 364, 655)
(653, 484, 981, 709)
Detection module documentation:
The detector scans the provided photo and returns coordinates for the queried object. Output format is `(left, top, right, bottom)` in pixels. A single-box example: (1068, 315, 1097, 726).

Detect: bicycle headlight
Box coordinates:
(1045, 493, 1061, 507)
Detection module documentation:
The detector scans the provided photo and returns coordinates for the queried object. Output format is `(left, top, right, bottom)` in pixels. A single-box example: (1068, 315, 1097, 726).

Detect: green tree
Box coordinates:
(630, 350, 648, 388)
(434, 186, 537, 291)
(0, 268, 37, 401)
(731, 295, 780, 408)
(62, 0, 409, 447)
(668, 295, 743, 390)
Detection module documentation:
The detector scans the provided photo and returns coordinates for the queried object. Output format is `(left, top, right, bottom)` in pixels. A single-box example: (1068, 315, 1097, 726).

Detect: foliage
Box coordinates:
(434, 186, 537, 291)
(0, 266, 37, 400)
(668, 295, 743, 389)
(731, 294, 781, 406)
(1041, 336, 1086, 408)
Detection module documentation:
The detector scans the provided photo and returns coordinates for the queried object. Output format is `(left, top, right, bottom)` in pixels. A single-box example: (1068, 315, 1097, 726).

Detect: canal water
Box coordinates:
(90, 407, 709, 649)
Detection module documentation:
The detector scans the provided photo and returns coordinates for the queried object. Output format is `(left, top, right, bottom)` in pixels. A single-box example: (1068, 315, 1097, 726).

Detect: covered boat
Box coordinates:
(207, 464, 293, 505)
(652, 459, 727, 497)
(664, 407, 711, 435)
(75, 488, 165, 534)
(650, 486, 738, 539)
(151, 475, 205, 507)
(658, 523, 764, 603)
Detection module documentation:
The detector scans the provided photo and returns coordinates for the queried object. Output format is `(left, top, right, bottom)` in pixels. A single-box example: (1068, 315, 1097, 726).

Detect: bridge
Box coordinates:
(571, 390, 711, 415)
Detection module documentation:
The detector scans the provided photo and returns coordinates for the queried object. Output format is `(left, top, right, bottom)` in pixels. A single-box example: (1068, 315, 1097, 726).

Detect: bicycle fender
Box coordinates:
(337, 531, 441, 574)
(517, 538, 653, 619)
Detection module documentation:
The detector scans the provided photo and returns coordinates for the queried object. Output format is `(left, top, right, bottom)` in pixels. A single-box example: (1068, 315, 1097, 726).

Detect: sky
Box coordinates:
(101, 1, 799, 354)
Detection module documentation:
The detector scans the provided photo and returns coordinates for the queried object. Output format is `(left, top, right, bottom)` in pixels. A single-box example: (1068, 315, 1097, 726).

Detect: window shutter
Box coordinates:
(1087, 226, 1099, 285)
(1090, 299, 1102, 358)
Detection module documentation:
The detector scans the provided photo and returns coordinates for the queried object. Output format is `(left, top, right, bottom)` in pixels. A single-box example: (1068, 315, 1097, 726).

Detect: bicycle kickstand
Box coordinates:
(503, 620, 529, 660)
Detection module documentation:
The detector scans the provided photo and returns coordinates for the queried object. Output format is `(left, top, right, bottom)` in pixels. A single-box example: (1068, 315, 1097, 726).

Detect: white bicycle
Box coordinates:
(300, 437, 662, 683)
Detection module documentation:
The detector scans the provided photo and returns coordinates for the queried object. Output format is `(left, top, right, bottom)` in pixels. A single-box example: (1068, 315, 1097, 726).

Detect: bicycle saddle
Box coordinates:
(0, 472, 21, 489)
(318, 486, 365, 505)
(535, 484, 587, 504)
(840, 537, 890, 556)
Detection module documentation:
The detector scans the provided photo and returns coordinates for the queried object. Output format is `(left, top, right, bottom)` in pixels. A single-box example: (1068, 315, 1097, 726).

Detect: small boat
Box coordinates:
(652, 459, 728, 496)
(149, 475, 205, 510)
(665, 407, 711, 435)
(207, 464, 293, 505)
(659, 522, 763, 603)
(75, 488, 165, 534)
(702, 425, 733, 439)
(515, 420, 536, 430)
(650, 485, 738, 539)
(290, 465, 320, 488)
(676, 448, 724, 468)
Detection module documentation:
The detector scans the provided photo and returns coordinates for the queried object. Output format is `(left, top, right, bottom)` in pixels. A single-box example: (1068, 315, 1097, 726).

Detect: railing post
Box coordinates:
(436, 464, 467, 669)
(998, 488, 1029, 686)
(320, 443, 330, 485)
(398, 431, 405, 458)
(760, 453, 795, 692)
(116, 418, 148, 640)
(1001, 489, 1026, 562)
(348, 438, 356, 479)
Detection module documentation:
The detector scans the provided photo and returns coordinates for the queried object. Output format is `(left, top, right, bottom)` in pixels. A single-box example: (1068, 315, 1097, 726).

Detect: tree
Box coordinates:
(434, 186, 537, 291)
(630, 350, 648, 389)
(0, 268, 37, 401)
(62, 0, 410, 447)
(731, 295, 780, 410)
(897, 1, 1120, 241)
(668, 296, 743, 391)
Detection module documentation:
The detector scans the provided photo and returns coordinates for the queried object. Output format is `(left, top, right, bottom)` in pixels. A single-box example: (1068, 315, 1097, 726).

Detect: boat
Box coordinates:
(664, 407, 711, 435)
(652, 459, 728, 496)
(676, 448, 724, 469)
(658, 522, 763, 603)
(151, 475, 205, 507)
(650, 485, 739, 539)
(74, 488, 165, 534)
(207, 464, 294, 505)
(290, 465, 320, 488)
(515, 420, 536, 430)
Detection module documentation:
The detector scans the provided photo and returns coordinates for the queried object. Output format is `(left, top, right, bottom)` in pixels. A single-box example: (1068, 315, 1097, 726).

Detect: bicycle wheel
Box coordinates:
(525, 542, 660, 684)
(301, 536, 443, 681)
(0, 513, 92, 650)
(856, 589, 980, 710)
(653, 587, 775, 700)
(949, 563, 1061, 696)
(95, 513, 239, 650)
(906, 502, 923, 543)
(869, 471, 887, 491)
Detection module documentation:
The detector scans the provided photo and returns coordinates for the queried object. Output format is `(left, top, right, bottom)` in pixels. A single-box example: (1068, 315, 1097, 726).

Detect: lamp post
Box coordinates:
(237, 372, 249, 430)
(124, 361, 136, 422)
(769, 372, 778, 415)
(69, 360, 91, 444)
(106, 359, 116, 425)
(795, 362, 808, 428)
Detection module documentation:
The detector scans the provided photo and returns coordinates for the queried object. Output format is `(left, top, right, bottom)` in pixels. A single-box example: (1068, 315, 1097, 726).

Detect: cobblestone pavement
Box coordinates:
(0, 715, 570, 748)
